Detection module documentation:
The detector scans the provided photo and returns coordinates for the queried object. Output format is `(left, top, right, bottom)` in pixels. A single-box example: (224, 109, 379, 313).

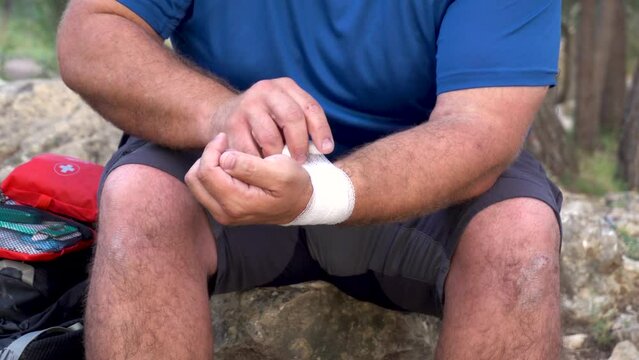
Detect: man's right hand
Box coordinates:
(210, 77, 334, 163)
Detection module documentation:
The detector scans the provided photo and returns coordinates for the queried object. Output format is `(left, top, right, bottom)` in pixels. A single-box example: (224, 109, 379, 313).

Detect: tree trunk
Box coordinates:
(53, 0, 68, 15)
(576, 0, 599, 153)
(627, 62, 639, 119)
(526, 90, 578, 179)
(557, 22, 573, 104)
(619, 62, 639, 190)
(564, 1, 581, 107)
(600, 0, 627, 132)
(0, 0, 12, 43)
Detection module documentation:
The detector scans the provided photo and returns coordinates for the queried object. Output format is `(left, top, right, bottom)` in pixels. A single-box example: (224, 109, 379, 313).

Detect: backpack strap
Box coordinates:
(0, 322, 82, 360)
(0, 260, 34, 286)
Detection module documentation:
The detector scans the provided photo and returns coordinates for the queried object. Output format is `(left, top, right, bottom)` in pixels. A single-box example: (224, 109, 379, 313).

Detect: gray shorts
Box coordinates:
(98, 135, 563, 317)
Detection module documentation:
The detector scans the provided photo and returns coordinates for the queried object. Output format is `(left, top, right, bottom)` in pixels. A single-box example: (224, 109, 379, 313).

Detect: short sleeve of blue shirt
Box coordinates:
(436, 0, 561, 95)
(117, 0, 192, 39)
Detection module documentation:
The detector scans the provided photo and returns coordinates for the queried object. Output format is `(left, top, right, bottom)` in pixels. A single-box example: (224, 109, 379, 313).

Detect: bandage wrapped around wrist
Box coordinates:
(282, 144, 355, 226)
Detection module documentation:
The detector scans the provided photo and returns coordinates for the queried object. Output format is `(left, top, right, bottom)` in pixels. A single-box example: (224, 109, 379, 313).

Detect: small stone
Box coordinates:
(612, 312, 639, 346)
(625, 224, 639, 236)
(609, 341, 639, 360)
(563, 333, 588, 350)
(3, 58, 44, 80)
(623, 256, 639, 273)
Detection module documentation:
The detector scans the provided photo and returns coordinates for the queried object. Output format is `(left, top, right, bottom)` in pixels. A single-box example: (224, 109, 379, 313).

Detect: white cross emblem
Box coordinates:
(54, 162, 80, 176)
(59, 164, 76, 173)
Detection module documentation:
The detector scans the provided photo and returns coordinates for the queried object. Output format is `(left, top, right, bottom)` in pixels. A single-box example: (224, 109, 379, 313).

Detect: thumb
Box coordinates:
(220, 151, 292, 189)
(200, 132, 229, 168)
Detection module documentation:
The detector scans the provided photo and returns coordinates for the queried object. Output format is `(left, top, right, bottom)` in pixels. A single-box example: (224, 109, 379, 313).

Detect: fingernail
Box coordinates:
(295, 154, 307, 163)
(220, 152, 236, 170)
(322, 138, 334, 153)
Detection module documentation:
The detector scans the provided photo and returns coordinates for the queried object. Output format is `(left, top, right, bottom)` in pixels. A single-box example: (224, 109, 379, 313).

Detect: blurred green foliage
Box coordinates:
(591, 316, 615, 350)
(564, 133, 627, 195)
(0, 0, 67, 71)
(626, 0, 639, 70)
(619, 227, 639, 260)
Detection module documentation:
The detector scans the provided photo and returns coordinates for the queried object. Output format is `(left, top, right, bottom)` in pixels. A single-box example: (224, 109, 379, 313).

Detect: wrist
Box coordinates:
(282, 145, 356, 226)
(287, 172, 314, 223)
(195, 92, 237, 147)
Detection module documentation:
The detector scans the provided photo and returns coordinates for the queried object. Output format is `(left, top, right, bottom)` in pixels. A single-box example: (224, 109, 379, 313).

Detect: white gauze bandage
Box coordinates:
(282, 144, 355, 226)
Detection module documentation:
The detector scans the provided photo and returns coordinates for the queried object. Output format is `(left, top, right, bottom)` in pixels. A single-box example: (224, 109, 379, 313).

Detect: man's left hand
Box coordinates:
(185, 133, 312, 225)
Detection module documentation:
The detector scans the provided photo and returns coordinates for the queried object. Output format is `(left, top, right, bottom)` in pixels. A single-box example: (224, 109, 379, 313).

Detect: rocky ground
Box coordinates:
(2, 79, 639, 359)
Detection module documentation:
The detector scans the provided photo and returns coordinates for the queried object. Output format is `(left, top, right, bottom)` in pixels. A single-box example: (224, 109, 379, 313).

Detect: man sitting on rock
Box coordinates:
(57, 0, 563, 359)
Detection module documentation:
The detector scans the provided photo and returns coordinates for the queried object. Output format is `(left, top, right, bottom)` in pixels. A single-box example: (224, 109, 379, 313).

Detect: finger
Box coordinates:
(224, 117, 262, 157)
(193, 133, 242, 199)
(184, 160, 229, 225)
(184, 159, 227, 219)
(265, 91, 309, 163)
(229, 136, 262, 158)
(219, 150, 294, 190)
(246, 109, 284, 156)
(200, 132, 229, 168)
(188, 154, 256, 225)
(284, 81, 334, 154)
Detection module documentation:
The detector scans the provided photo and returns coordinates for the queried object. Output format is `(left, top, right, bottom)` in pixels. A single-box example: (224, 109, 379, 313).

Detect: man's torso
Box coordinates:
(171, 1, 453, 152)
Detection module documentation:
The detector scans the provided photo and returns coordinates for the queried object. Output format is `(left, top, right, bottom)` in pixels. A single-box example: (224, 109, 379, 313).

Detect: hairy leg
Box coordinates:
(85, 165, 218, 360)
(436, 198, 561, 360)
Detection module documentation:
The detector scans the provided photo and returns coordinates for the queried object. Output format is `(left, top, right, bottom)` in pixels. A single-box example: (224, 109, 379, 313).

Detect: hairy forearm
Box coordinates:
(337, 87, 545, 224)
(57, 1, 235, 149)
(337, 121, 514, 223)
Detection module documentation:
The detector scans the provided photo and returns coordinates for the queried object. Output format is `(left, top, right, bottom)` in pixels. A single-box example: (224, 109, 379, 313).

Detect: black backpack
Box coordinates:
(0, 236, 91, 360)
(0, 256, 90, 359)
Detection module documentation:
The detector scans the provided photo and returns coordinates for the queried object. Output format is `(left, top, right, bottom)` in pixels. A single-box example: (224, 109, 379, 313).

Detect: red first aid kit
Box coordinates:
(1, 154, 103, 223)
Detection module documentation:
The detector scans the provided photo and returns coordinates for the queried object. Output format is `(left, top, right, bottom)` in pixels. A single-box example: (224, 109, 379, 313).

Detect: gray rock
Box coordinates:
(623, 256, 639, 273)
(612, 310, 639, 349)
(560, 194, 624, 323)
(211, 283, 440, 360)
(609, 341, 639, 360)
(2, 58, 44, 80)
(563, 334, 588, 351)
(0, 79, 121, 175)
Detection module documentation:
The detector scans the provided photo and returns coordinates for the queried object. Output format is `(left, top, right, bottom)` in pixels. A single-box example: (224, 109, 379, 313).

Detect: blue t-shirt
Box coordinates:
(119, 0, 560, 154)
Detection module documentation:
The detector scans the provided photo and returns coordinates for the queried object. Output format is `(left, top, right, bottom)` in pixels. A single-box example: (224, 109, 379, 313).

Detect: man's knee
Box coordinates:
(97, 164, 217, 275)
(452, 198, 560, 309)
